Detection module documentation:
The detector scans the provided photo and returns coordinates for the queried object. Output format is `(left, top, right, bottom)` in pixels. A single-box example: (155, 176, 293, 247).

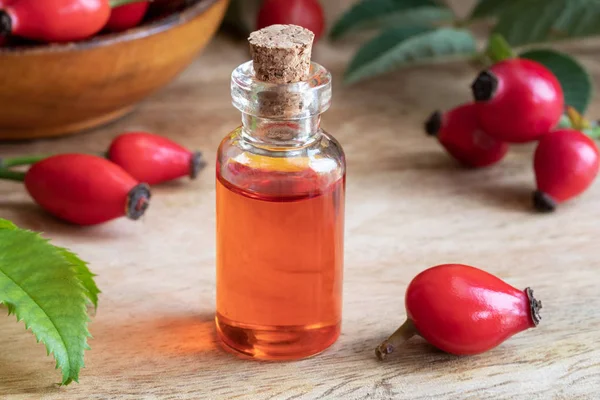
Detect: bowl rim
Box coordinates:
(0, 0, 222, 55)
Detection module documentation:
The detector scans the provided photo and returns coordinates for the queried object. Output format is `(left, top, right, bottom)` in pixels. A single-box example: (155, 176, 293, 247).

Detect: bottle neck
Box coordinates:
(241, 113, 321, 146)
(231, 60, 332, 147)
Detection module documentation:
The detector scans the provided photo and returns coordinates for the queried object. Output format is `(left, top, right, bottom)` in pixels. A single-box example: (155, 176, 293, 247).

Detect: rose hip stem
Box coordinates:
(0, 153, 108, 168)
(109, 0, 149, 8)
(0, 155, 49, 168)
(375, 319, 417, 361)
(0, 167, 25, 182)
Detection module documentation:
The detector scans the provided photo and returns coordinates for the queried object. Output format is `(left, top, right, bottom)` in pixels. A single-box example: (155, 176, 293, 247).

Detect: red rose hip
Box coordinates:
(257, 0, 325, 41)
(376, 264, 542, 359)
(533, 129, 600, 212)
(426, 103, 508, 168)
(107, 132, 205, 185)
(0, 0, 111, 43)
(24, 154, 150, 225)
(0, 0, 10, 45)
(471, 59, 564, 143)
(105, 2, 148, 32)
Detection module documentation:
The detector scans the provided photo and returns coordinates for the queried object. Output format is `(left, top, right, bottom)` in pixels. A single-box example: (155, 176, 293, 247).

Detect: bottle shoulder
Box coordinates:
(217, 127, 345, 198)
(218, 127, 345, 169)
(317, 129, 346, 169)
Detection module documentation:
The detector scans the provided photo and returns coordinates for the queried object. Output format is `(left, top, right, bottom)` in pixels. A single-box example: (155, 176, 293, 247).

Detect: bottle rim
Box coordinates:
(231, 61, 332, 119)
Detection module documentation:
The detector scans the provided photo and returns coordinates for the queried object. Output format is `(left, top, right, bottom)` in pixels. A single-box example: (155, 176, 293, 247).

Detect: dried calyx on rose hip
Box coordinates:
(471, 58, 564, 143)
(533, 129, 600, 212)
(107, 131, 206, 185)
(376, 264, 542, 360)
(8, 154, 151, 226)
(425, 103, 509, 168)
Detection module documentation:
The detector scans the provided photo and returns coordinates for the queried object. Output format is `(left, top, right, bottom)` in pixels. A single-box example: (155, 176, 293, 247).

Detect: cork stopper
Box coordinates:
(231, 25, 331, 120)
(248, 24, 315, 84)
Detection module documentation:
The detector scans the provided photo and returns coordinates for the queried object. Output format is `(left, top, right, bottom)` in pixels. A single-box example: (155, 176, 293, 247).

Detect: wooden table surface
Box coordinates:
(1, 31, 600, 400)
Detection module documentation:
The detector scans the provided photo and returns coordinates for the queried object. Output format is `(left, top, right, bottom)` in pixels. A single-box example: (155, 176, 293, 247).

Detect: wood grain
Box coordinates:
(1, 30, 600, 399)
(0, 0, 228, 141)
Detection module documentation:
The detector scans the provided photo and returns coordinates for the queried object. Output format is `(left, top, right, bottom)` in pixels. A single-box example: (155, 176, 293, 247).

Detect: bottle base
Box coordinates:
(215, 313, 340, 361)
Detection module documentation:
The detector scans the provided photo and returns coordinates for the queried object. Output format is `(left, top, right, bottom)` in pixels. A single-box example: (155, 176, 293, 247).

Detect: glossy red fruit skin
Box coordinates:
(427, 103, 509, 168)
(257, 0, 325, 41)
(24, 154, 147, 225)
(0, 0, 12, 44)
(105, 2, 148, 32)
(1, 0, 110, 43)
(473, 59, 564, 143)
(405, 264, 537, 355)
(534, 129, 600, 206)
(108, 132, 203, 185)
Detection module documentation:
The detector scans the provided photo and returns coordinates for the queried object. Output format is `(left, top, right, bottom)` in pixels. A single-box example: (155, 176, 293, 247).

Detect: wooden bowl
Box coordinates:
(0, 0, 229, 141)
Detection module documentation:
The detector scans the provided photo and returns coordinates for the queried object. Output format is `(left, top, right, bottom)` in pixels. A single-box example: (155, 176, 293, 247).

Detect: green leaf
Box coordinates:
(55, 246, 100, 310)
(336, 6, 454, 36)
(492, 0, 565, 46)
(520, 49, 593, 114)
(0, 219, 17, 230)
(557, 114, 572, 128)
(344, 27, 477, 84)
(492, 0, 600, 46)
(486, 33, 514, 63)
(583, 126, 600, 139)
(0, 218, 96, 385)
(0, 218, 99, 309)
(552, 0, 600, 39)
(329, 0, 448, 39)
(469, 0, 521, 20)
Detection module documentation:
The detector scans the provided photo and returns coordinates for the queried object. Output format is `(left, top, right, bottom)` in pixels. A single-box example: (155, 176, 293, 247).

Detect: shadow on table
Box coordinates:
(475, 181, 534, 212)
(348, 328, 527, 381)
(348, 148, 534, 213)
(0, 311, 222, 396)
(0, 199, 148, 240)
(89, 312, 219, 360)
(0, 307, 63, 396)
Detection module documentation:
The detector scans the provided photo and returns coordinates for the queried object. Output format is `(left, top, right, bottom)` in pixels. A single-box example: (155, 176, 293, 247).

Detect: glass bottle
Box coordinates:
(215, 26, 346, 361)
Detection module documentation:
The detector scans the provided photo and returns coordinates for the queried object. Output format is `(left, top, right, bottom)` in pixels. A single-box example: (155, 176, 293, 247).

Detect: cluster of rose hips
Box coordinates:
(0, 0, 183, 47)
(426, 58, 600, 212)
(0, 132, 205, 225)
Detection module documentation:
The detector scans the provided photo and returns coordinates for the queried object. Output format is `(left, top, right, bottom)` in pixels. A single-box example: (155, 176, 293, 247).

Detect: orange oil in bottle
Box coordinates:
(216, 162, 345, 360)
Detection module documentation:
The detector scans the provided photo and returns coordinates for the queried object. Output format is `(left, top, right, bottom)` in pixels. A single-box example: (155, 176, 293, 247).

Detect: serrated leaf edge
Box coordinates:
(55, 245, 101, 310)
(0, 222, 95, 385)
